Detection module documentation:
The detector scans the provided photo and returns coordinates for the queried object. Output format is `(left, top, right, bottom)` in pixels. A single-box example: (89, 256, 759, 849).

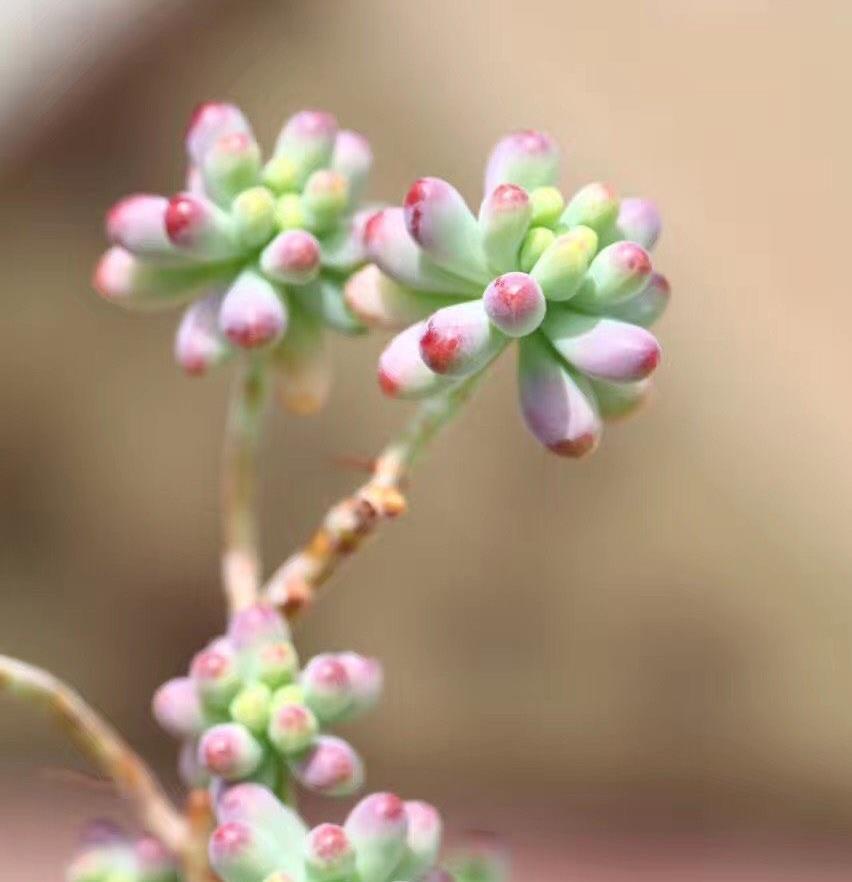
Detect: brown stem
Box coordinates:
(183, 788, 221, 882)
(221, 358, 270, 614)
(263, 377, 479, 618)
(0, 655, 188, 855)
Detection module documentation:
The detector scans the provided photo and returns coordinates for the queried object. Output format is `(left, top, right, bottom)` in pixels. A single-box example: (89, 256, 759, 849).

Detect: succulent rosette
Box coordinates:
(94, 103, 373, 413)
(66, 822, 179, 882)
(347, 130, 670, 457)
(209, 784, 445, 882)
(152, 605, 382, 801)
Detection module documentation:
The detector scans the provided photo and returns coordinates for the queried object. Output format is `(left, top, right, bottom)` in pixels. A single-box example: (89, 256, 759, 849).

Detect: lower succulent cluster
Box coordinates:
(66, 823, 180, 882)
(209, 783, 445, 882)
(65, 785, 449, 882)
(152, 605, 382, 800)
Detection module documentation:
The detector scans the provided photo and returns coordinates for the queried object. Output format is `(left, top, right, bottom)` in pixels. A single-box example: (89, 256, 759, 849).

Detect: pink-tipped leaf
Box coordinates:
(106, 194, 177, 260)
(93, 247, 234, 311)
(541, 309, 661, 383)
(165, 193, 240, 261)
(151, 677, 208, 738)
(198, 723, 264, 781)
(571, 241, 653, 309)
(288, 735, 364, 797)
(419, 300, 507, 377)
(208, 821, 282, 882)
(174, 290, 232, 376)
(365, 208, 481, 296)
(274, 110, 338, 183)
(186, 102, 252, 165)
(609, 197, 662, 250)
(378, 322, 456, 400)
(219, 270, 288, 349)
(344, 792, 409, 882)
(345, 265, 458, 330)
(590, 377, 653, 421)
(403, 177, 488, 283)
(394, 801, 443, 880)
(482, 272, 546, 337)
(478, 183, 533, 275)
(484, 130, 560, 194)
(518, 334, 602, 457)
(261, 230, 322, 285)
(331, 130, 372, 205)
(607, 271, 670, 327)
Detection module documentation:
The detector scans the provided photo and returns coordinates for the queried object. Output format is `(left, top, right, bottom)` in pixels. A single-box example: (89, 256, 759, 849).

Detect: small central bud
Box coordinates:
(310, 824, 350, 861)
(261, 230, 321, 284)
(483, 272, 546, 337)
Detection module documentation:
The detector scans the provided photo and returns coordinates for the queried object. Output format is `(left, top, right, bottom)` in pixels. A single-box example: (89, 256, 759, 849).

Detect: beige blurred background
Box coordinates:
(2, 0, 852, 878)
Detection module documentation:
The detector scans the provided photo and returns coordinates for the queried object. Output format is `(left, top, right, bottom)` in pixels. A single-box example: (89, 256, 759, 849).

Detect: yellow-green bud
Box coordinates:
(262, 156, 300, 193)
(271, 683, 305, 711)
(232, 187, 277, 249)
(529, 186, 565, 228)
(518, 226, 556, 273)
(275, 194, 305, 231)
(302, 170, 349, 233)
(229, 683, 273, 734)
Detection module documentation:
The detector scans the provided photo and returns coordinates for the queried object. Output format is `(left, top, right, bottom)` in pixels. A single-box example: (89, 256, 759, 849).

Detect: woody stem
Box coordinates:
(263, 375, 480, 617)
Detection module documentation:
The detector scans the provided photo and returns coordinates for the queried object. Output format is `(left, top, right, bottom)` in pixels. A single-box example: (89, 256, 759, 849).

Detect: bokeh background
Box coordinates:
(2, 0, 852, 878)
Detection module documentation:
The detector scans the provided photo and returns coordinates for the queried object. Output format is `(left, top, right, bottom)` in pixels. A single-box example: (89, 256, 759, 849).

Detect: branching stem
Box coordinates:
(3, 357, 478, 880)
(222, 357, 270, 614)
(263, 376, 480, 618)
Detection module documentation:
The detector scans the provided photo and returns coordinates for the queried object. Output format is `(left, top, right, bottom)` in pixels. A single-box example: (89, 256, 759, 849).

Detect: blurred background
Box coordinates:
(2, 0, 852, 878)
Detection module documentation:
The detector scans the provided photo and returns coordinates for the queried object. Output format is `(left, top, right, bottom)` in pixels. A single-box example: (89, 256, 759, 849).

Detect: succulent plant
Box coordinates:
(1, 94, 673, 882)
(346, 129, 669, 456)
(66, 822, 180, 882)
(209, 784, 444, 882)
(152, 604, 382, 800)
(94, 103, 374, 413)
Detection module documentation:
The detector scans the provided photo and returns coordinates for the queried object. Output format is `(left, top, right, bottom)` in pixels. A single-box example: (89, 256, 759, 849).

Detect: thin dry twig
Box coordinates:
(264, 377, 480, 618)
(0, 655, 188, 854)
